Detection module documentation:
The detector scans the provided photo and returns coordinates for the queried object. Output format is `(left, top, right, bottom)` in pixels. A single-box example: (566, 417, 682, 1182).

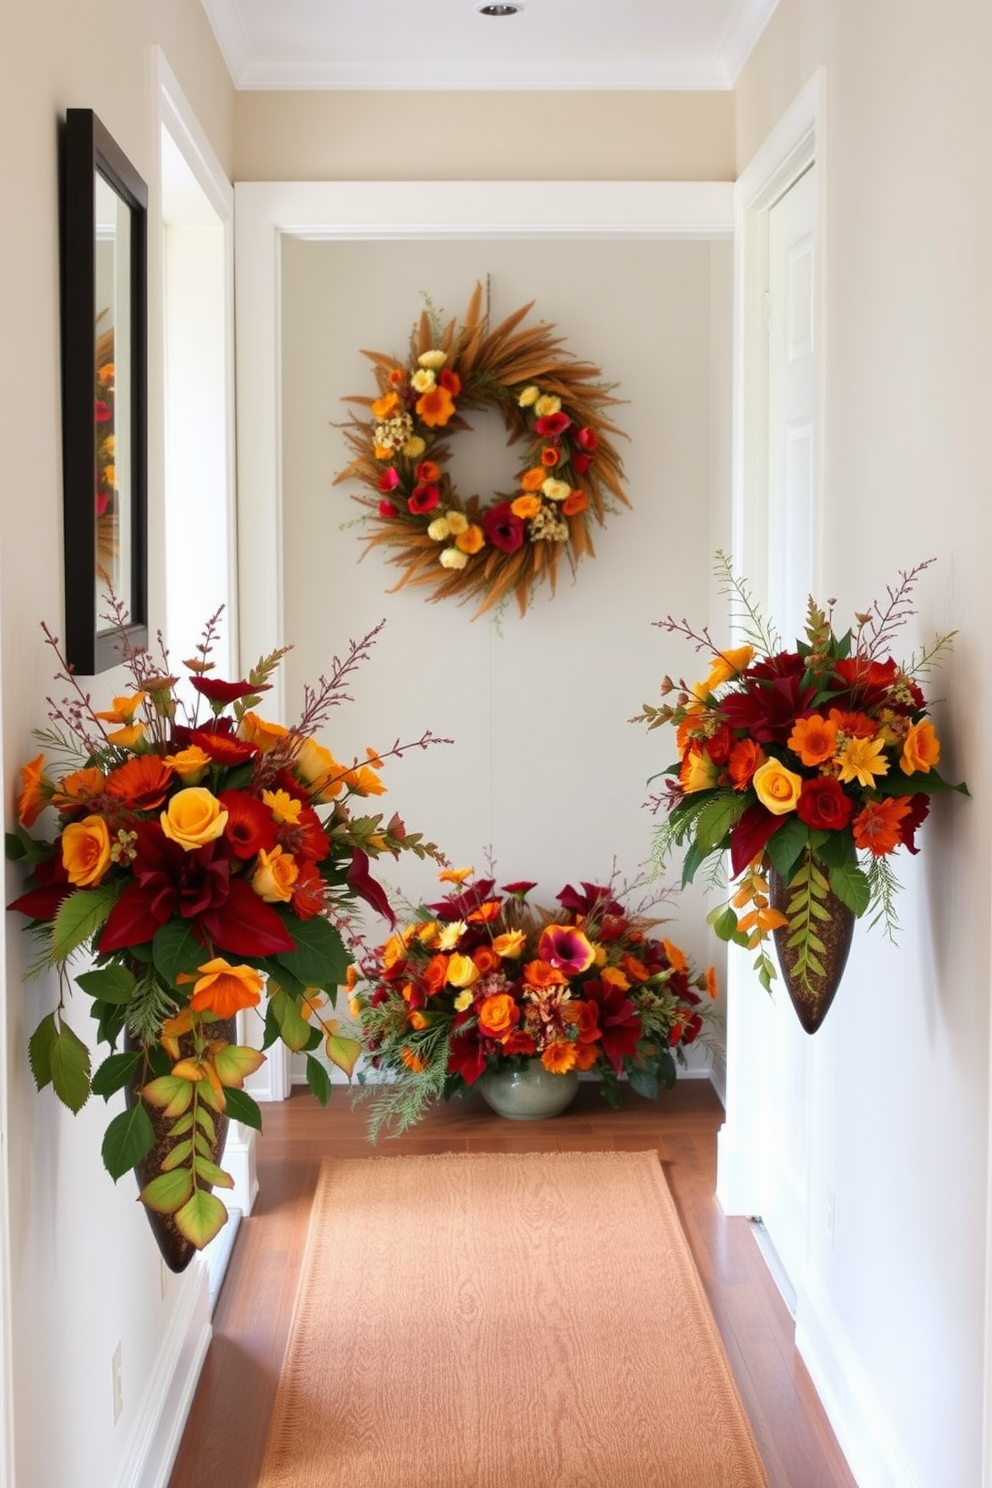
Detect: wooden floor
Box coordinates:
(168, 1080, 858, 1488)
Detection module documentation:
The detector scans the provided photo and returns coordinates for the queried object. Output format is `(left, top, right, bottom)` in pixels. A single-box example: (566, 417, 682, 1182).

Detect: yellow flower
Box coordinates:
(517, 385, 540, 408)
(541, 478, 571, 503)
(439, 547, 468, 570)
(61, 814, 112, 886)
(262, 788, 303, 824)
(453, 989, 474, 1012)
(680, 748, 720, 793)
(402, 436, 427, 459)
(447, 953, 480, 989)
(752, 758, 803, 815)
(900, 718, 940, 775)
(445, 511, 468, 536)
(418, 348, 447, 370)
(94, 691, 146, 724)
(294, 737, 343, 801)
(251, 845, 299, 903)
(493, 930, 527, 959)
(511, 495, 543, 520)
(427, 517, 451, 541)
(600, 966, 631, 991)
(160, 787, 229, 850)
(438, 867, 474, 883)
(163, 745, 212, 783)
(835, 735, 889, 787)
(106, 722, 147, 749)
(534, 394, 562, 417)
(238, 712, 289, 752)
(702, 645, 754, 692)
(437, 920, 468, 951)
(411, 368, 436, 393)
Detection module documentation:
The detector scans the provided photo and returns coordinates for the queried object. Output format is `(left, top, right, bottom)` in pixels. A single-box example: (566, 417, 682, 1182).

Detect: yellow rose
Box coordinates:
(453, 989, 474, 1012)
(163, 745, 212, 783)
(900, 718, 940, 775)
(238, 712, 289, 752)
(251, 846, 299, 903)
(752, 758, 804, 815)
(493, 930, 527, 959)
(61, 814, 112, 886)
(446, 953, 480, 989)
(160, 787, 229, 850)
(294, 737, 342, 801)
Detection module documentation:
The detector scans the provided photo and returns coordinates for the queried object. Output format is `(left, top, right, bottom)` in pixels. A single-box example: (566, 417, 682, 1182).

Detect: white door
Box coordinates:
(757, 160, 818, 1293)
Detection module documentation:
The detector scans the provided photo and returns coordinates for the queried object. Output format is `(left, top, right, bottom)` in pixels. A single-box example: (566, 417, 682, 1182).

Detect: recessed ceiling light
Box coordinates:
(477, 4, 521, 14)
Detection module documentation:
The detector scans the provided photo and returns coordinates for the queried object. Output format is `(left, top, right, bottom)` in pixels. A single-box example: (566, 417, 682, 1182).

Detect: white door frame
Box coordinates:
(716, 67, 826, 1221)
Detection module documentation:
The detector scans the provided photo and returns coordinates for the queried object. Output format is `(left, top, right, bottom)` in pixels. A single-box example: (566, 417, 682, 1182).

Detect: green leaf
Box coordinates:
(193, 1155, 234, 1188)
(325, 1033, 361, 1078)
(306, 1054, 332, 1106)
(51, 883, 120, 962)
(269, 987, 313, 1053)
(193, 1104, 218, 1141)
(708, 906, 740, 942)
(681, 838, 709, 888)
(224, 1086, 263, 1132)
(76, 965, 136, 1005)
(6, 825, 55, 864)
(174, 1189, 228, 1249)
(161, 1140, 194, 1173)
(627, 1065, 659, 1101)
(91, 1050, 144, 1100)
(28, 1013, 58, 1090)
(102, 1103, 155, 1181)
(694, 794, 743, 854)
(49, 1020, 92, 1113)
(140, 1168, 194, 1215)
(764, 817, 809, 882)
(274, 917, 350, 991)
(829, 859, 871, 917)
(152, 920, 207, 988)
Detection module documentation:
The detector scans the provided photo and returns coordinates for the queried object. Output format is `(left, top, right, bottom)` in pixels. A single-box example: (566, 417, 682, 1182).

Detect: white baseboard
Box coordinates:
(795, 1269, 918, 1488)
(113, 1261, 212, 1488)
(715, 1119, 764, 1217)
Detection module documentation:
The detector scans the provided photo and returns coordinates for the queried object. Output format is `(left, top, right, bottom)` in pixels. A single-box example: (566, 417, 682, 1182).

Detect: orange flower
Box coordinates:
(416, 460, 441, 482)
(541, 1041, 578, 1074)
(705, 966, 719, 1000)
(661, 938, 687, 973)
(61, 814, 112, 886)
(540, 447, 559, 467)
(421, 954, 449, 994)
(94, 690, 146, 725)
(455, 524, 485, 555)
(238, 712, 289, 752)
(161, 786, 229, 850)
(522, 959, 568, 990)
(561, 490, 588, 517)
(511, 495, 543, 520)
(251, 845, 299, 902)
(901, 718, 941, 775)
(828, 708, 877, 739)
(620, 953, 650, 983)
(680, 747, 720, 793)
(573, 1041, 601, 1071)
(438, 866, 474, 884)
(852, 796, 913, 856)
(50, 766, 106, 815)
(189, 958, 264, 1017)
(467, 898, 502, 924)
(500, 1030, 537, 1057)
(416, 385, 456, 428)
(371, 391, 399, 419)
(600, 965, 631, 992)
(478, 993, 520, 1038)
(400, 1046, 428, 1074)
(17, 754, 50, 827)
(521, 467, 546, 492)
(788, 714, 838, 766)
(728, 738, 764, 790)
(473, 945, 501, 976)
(493, 929, 527, 959)
(105, 754, 175, 810)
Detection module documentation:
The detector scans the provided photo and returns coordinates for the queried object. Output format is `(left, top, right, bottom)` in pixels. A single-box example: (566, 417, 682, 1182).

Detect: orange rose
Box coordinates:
(160, 787, 229, 850)
(61, 814, 112, 886)
(238, 712, 289, 753)
(561, 490, 588, 517)
(478, 993, 520, 1038)
(900, 718, 940, 775)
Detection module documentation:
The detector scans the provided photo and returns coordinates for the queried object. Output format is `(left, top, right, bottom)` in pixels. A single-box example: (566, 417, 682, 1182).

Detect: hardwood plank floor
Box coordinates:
(168, 1080, 858, 1488)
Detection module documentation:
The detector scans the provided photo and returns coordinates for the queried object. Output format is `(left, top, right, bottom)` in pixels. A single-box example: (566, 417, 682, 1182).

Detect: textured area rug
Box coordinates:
(258, 1150, 769, 1488)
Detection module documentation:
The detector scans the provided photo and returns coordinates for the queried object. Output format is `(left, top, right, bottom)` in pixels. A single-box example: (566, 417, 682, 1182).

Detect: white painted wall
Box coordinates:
(728, 6, 992, 1487)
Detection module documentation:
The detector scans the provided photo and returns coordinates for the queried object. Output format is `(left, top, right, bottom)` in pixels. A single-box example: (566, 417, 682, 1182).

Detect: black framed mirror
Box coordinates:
(61, 108, 148, 674)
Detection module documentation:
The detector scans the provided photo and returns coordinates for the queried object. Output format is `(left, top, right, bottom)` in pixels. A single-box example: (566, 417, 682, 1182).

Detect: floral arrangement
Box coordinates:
(635, 555, 968, 1003)
(334, 282, 629, 617)
(6, 606, 444, 1256)
(349, 867, 717, 1136)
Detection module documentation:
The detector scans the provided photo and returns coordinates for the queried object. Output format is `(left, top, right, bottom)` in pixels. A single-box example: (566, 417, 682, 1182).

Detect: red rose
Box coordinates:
(796, 777, 854, 831)
(575, 426, 599, 450)
(483, 502, 524, 554)
(408, 484, 440, 514)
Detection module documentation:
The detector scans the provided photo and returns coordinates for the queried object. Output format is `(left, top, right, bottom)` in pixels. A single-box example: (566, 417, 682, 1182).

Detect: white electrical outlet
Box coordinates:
(826, 1189, 836, 1247)
(112, 1343, 124, 1423)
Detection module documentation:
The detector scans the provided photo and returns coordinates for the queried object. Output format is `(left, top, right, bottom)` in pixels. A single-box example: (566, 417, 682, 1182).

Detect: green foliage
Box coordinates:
(102, 1103, 155, 1181)
(32, 1015, 92, 1113)
(224, 1086, 263, 1132)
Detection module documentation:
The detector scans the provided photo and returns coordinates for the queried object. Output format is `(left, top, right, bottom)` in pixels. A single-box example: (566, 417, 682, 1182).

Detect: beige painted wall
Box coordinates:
(732, 5, 992, 1486)
(0, 7, 233, 1487)
(280, 237, 731, 1004)
(234, 89, 736, 181)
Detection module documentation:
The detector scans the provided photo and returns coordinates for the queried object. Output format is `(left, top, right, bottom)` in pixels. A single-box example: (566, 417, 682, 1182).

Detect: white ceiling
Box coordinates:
(200, 0, 780, 92)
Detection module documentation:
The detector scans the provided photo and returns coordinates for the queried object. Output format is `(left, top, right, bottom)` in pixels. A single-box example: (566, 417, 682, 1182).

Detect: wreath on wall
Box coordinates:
(334, 283, 629, 618)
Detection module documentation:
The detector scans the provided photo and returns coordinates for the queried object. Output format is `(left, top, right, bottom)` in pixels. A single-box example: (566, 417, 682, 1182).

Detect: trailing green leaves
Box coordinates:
(29, 1012, 91, 1112)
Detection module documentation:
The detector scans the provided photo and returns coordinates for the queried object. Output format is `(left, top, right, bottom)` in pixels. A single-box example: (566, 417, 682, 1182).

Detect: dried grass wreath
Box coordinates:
(334, 283, 629, 618)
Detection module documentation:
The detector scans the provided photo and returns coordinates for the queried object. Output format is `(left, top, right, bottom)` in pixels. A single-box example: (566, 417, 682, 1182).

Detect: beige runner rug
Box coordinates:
(258, 1149, 770, 1488)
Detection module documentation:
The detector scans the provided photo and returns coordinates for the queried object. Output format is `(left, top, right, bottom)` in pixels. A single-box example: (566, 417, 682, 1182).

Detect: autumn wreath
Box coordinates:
(334, 283, 629, 617)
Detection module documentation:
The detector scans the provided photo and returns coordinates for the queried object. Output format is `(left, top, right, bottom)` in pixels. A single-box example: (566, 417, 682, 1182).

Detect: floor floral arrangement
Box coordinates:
(349, 867, 717, 1136)
(334, 282, 628, 618)
(6, 605, 445, 1261)
(634, 554, 968, 1030)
